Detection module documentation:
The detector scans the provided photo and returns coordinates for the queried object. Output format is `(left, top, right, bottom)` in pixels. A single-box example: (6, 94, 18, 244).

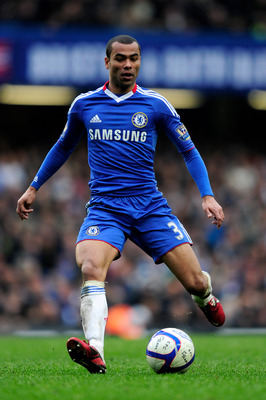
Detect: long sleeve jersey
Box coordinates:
(31, 82, 213, 198)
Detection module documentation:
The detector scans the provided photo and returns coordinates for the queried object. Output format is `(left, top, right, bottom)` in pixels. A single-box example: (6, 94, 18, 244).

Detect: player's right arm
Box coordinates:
(16, 102, 85, 220)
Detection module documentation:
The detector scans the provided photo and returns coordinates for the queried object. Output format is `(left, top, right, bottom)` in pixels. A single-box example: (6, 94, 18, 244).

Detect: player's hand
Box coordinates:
(16, 186, 37, 220)
(201, 195, 224, 229)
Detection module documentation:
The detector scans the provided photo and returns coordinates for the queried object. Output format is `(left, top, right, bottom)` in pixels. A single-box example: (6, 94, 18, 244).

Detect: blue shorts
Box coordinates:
(76, 192, 193, 264)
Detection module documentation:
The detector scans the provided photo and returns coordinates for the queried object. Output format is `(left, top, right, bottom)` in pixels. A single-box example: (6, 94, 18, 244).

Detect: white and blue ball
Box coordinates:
(146, 328, 195, 374)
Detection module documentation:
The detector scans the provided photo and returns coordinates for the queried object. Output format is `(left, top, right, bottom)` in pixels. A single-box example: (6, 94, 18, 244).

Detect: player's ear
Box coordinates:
(105, 57, 110, 70)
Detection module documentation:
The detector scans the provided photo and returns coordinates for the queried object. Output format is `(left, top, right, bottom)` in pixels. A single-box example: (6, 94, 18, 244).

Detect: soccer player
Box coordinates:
(17, 34, 225, 374)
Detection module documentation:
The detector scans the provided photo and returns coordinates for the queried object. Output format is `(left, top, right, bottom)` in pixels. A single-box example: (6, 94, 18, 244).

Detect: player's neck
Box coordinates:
(107, 81, 136, 95)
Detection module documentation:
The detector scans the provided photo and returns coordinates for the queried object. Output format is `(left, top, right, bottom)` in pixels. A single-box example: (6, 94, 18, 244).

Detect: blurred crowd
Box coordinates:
(0, 0, 266, 35)
(0, 140, 265, 335)
(0, 0, 265, 336)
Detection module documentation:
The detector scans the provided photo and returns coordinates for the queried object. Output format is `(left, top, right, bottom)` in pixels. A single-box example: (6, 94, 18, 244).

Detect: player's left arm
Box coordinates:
(155, 98, 224, 228)
(181, 147, 224, 229)
(201, 194, 224, 229)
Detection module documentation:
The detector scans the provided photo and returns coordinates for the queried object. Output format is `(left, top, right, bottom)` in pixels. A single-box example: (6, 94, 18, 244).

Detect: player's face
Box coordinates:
(105, 42, 141, 94)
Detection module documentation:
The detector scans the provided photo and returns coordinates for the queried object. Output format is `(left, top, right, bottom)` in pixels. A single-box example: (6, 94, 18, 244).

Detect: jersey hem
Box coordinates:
(90, 187, 158, 197)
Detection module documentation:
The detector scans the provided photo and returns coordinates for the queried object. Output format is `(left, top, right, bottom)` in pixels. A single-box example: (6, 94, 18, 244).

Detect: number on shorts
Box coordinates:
(167, 221, 184, 240)
(167, 221, 192, 242)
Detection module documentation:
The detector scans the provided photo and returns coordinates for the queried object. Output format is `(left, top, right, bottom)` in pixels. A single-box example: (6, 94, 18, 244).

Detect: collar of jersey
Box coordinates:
(103, 81, 137, 103)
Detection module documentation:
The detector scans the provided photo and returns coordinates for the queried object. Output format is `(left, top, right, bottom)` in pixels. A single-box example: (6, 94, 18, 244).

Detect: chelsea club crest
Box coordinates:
(86, 226, 100, 236)
(132, 112, 148, 128)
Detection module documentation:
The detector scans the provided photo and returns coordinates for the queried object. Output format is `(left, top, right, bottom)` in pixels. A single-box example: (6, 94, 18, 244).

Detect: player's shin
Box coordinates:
(80, 280, 108, 361)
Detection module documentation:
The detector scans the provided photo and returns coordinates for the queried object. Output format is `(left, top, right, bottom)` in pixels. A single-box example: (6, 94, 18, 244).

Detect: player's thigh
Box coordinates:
(162, 244, 205, 293)
(76, 212, 127, 267)
(76, 239, 119, 279)
(76, 214, 127, 280)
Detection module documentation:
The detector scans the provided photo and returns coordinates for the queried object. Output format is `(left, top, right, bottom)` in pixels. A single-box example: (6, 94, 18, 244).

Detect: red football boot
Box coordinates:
(67, 337, 106, 374)
(197, 295, 225, 327)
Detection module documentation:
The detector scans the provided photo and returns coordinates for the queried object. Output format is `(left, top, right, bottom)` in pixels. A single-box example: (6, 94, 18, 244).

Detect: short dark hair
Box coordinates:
(106, 35, 141, 58)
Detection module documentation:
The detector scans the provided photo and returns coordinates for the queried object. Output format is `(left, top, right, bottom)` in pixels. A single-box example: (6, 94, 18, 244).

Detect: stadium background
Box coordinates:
(0, 0, 265, 335)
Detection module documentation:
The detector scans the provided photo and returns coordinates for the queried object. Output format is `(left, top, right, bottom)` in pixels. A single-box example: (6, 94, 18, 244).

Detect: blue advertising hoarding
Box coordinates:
(0, 25, 266, 91)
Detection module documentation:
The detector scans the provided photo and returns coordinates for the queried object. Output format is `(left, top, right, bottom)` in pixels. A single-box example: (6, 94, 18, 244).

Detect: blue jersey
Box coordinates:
(31, 82, 213, 198)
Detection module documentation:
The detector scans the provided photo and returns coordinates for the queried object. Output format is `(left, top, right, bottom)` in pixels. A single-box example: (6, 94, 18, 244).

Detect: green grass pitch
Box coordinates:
(0, 334, 265, 400)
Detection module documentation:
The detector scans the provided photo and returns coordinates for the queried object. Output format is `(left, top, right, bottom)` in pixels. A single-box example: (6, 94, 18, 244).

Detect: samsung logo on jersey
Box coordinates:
(89, 129, 147, 142)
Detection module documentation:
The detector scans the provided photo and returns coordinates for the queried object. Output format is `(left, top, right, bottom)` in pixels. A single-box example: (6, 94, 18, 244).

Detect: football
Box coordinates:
(146, 328, 195, 374)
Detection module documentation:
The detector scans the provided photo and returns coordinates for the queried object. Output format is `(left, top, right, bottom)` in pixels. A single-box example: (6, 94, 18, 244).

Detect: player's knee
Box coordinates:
(80, 259, 106, 281)
(76, 240, 116, 281)
(76, 252, 105, 280)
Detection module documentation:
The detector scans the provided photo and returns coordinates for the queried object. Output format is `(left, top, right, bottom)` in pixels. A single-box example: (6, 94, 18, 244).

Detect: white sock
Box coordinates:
(80, 280, 108, 362)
